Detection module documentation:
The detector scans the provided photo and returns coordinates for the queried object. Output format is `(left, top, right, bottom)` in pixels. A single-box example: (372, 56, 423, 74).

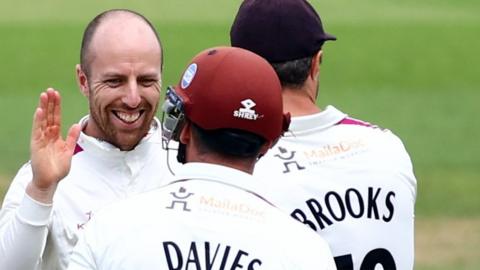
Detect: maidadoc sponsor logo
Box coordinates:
(233, 99, 259, 120)
(303, 139, 366, 160)
(199, 196, 265, 218)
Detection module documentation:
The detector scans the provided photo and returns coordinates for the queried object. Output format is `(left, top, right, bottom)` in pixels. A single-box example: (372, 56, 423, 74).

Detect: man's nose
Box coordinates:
(122, 81, 141, 108)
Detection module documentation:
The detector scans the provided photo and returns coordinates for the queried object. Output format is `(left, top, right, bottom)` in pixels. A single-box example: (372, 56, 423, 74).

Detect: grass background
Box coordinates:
(0, 0, 478, 269)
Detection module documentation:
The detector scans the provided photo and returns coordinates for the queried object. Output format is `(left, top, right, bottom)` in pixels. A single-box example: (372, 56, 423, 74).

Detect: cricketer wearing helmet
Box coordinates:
(68, 47, 337, 270)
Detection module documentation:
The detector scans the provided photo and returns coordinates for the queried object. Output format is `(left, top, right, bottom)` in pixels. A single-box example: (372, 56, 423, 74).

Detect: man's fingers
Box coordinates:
(32, 89, 50, 141)
(38, 91, 47, 109)
(53, 90, 62, 127)
(65, 124, 81, 153)
(33, 89, 62, 143)
(46, 88, 56, 127)
(38, 92, 48, 130)
(31, 107, 45, 142)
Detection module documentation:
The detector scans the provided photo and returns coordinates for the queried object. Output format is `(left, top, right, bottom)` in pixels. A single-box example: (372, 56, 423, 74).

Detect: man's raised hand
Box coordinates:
(27, 88, 81, 203)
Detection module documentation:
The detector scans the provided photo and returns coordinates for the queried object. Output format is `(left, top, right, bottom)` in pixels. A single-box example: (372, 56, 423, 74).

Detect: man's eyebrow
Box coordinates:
(101, 72, 126, 78)
(100, 72, 159, 77)
(138, 73, 160, 79)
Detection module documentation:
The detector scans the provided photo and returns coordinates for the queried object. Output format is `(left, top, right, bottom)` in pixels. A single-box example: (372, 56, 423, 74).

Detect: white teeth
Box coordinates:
(116, 111, 141, 123)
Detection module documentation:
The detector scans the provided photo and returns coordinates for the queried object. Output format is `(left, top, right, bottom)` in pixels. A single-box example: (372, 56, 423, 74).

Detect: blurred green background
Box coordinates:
(0, 0, 478, 269)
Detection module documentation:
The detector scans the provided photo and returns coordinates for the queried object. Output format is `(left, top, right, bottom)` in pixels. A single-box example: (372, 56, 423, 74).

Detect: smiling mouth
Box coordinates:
(113, 110, 144, 124)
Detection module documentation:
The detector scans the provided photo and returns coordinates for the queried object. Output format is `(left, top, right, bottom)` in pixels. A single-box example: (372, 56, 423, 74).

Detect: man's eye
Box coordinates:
(105, 79, 122, 87)
(140, 79, 158, 87)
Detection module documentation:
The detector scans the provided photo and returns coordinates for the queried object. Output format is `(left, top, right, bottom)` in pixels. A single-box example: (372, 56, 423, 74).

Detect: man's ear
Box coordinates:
(179, 121, 191, 145)
(309, 50, 323, 80)
(76, 64, 89, 97)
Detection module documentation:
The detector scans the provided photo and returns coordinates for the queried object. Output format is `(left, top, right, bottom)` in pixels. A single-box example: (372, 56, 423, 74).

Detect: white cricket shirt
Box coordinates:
(68, 163, 337, 270)
(0, 116, 176, 270)
(254, 106, 417, 270)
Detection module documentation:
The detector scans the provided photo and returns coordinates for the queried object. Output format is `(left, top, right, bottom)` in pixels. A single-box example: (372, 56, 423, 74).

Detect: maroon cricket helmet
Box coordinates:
(172, 46, 290, 143)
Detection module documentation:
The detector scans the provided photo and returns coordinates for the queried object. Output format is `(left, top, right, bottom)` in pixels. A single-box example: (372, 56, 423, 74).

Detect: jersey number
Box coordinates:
(334, 248, 396, 270)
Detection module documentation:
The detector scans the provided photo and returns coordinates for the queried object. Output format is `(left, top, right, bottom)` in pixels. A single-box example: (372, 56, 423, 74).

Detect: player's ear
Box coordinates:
(179, 121, 191, 144)
(310, 50, 323, 80)
(76, 64, 89, 97)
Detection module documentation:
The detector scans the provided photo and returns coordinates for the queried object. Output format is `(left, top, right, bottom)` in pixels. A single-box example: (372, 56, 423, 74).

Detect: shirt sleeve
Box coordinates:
(0, 163, 52, 270)
(387, 131, 418, 201)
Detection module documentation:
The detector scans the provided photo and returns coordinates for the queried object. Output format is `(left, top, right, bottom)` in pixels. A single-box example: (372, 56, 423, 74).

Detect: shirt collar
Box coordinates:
(286, 105, 347, 135)
(171, 162, 269, 197)
(76, 115, 162, 158)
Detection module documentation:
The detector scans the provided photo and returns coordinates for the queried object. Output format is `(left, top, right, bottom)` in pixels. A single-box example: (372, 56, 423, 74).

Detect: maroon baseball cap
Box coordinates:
(173, 46, 290, 143)
(230, 0, 336, 63)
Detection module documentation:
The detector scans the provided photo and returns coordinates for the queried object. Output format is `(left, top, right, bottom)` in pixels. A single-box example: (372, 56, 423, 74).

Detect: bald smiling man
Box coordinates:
(0, 9, 175, 270)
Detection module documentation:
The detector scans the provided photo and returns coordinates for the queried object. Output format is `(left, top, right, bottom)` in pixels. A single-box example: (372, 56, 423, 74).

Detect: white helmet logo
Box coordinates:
(181, 63, 197, 89)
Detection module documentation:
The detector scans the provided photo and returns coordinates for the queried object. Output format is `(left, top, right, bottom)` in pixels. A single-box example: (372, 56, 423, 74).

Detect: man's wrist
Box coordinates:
(26, 181, 57, 204)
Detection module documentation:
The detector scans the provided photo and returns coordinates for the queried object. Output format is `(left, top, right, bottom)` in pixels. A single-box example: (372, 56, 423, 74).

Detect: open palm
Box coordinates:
(30, 88, 81, 191)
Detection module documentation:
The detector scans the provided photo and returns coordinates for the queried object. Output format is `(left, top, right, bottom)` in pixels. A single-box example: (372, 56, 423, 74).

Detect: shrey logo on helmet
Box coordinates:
(233, 99, 260, 120)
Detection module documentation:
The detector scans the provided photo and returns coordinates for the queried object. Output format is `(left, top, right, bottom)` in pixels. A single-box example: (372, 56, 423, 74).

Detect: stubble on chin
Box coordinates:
(88, 95, 158, 150)
(112, 114, 154, 151)
(114, 129, 146, 151)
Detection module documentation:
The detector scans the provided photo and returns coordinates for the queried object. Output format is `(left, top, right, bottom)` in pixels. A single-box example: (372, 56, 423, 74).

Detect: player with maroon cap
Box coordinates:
(161, 46, 289, 166)
(231, 0, 417, 269)
(68, 47, 336, 270)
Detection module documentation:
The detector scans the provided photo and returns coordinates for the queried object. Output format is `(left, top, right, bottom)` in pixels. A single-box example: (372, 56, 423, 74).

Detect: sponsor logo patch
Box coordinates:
(181, 63, 197, 89)
(233, 99, 259, 120)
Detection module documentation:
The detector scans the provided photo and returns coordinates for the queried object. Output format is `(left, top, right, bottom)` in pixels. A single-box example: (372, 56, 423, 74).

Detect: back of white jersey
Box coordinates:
(254, 108, 416, 270)
(69, 163, 336, 270)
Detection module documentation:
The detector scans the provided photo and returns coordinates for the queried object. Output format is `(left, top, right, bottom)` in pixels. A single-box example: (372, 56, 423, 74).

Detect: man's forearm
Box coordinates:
(0, 194, 52, 270)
